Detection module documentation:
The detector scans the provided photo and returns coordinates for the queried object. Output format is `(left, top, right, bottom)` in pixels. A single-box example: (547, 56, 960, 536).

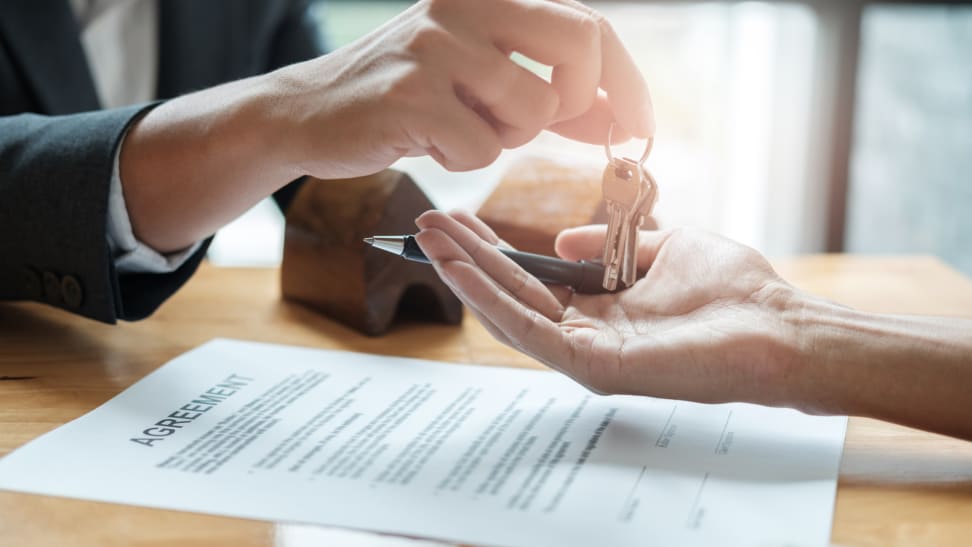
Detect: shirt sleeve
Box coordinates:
(106, 131, 202, 274)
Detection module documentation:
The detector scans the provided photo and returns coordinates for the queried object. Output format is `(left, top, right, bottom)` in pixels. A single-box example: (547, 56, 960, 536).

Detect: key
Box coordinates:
(614, 167, 647, 290)
(620, 166, 658, 288)
(601, 125, 658, 291)
(600, 157, 642, 291)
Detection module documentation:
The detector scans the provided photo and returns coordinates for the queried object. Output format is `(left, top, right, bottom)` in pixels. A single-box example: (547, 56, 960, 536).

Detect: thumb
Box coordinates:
(555, 225, 672, 270)
(554, 225, 608, 262)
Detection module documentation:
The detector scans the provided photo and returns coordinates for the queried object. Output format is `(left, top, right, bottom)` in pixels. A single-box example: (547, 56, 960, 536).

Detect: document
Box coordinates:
(0, 339, 846, 546)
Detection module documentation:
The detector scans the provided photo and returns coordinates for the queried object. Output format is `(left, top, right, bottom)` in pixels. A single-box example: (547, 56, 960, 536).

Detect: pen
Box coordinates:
(364, 235, 611, 294)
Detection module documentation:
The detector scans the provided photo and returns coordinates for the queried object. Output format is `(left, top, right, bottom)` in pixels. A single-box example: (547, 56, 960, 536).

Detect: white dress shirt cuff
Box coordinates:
(106, 139, 201, 274)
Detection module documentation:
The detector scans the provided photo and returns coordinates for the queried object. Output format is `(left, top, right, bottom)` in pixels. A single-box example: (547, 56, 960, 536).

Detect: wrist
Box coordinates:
(259, 56, 364, 180)
(119, 73, 303, 252)
(747, 280, 830, 412)
(783, 289, 972, 438)
(782, 292, 862, 416)
(215, 72, 306, 181)
(245, 66, 315, 180)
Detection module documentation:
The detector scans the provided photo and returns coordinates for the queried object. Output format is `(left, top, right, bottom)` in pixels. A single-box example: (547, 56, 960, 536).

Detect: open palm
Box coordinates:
(415, 210, 801, 407)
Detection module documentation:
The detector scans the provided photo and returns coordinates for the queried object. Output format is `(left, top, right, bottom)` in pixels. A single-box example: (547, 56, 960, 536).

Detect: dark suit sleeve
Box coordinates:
(266, 0, 327, 213)
(0, 2, 326, 323)
(0, 104, 209, 323)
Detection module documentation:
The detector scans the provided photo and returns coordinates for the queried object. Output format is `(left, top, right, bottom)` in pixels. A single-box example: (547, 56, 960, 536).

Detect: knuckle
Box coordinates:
(509, 269, 531, 298)
(439, 157, 463, 173)
(498, 127, 538, 149)
(438, 158, 456, 172)
(472, 140, 502, 170)
(487, 62, 520, 105)
(443, 144, 499, 172)
(517, 308, 541, 342)
(577, 11, 603, 46)
(406, 22, 451, 57)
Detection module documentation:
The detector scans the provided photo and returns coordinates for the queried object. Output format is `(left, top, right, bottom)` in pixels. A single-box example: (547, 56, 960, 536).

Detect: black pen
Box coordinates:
(364, 235, 611, 294)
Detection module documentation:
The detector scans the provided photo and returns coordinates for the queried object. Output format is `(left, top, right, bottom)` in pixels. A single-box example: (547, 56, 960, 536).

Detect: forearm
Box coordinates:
(789, 294, 972, 440)
(120, 72, 300, 252)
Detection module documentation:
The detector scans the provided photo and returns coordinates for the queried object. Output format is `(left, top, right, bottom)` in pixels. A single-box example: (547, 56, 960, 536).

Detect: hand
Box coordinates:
(273, 0, 655, 178)
(414, 210, 804, 408)
(121, 0, 653, 253)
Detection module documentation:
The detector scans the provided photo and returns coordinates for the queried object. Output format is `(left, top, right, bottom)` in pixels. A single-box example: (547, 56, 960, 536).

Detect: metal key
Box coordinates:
(600, 157, 641, 291)
(620, 165, 658, 287)
(601, 125, 657, 291)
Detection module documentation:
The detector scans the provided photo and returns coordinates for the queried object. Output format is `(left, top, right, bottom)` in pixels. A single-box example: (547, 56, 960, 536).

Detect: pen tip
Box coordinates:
(363, 237, 374, 246)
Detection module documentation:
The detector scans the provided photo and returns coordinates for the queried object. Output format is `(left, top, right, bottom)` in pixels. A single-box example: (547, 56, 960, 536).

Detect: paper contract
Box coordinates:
(0, 339, 846, 546)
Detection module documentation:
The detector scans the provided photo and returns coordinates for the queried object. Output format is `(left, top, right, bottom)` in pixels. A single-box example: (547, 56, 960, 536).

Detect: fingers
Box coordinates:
(553, 225, 606, 262)
(449, 209, 519, 251)
(433, 256, 572, 371)
(543, 0, 655, 138)
(414, 226, 539, 348)
(369, 0, 654, 174)
(450, 47, 560, 147)
(594, 14, 655, 138)
(418, 232, 514, 346)
(416, 211, 565, 322)
(418, 94, 503, 171)
(547, 92, 631, 144)
(448, 209, 572, 304)
(436, 0, 653, 143)
(447, 209, 501, 245)
(555, 225, 672, 270)
(470, 0, 602, 124)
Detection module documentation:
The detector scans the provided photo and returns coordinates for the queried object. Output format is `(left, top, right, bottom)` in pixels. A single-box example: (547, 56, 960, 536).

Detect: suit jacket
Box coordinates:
(0, 0, 323, 323)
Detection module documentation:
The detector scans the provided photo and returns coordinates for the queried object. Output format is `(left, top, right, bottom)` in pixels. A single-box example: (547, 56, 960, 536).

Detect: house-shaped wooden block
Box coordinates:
(281, 170, 462, 335)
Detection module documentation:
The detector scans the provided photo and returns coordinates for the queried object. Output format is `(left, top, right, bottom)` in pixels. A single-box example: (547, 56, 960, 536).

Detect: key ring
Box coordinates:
(604, 123, 654, 166)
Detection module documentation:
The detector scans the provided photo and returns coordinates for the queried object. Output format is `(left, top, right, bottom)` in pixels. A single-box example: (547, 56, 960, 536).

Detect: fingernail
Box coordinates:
(415, 211, 432, 229)
(414, 229, 431, 251)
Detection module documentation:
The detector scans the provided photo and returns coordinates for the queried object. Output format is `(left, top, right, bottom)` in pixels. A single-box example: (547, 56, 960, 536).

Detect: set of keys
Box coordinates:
(600, 125, 658, 291)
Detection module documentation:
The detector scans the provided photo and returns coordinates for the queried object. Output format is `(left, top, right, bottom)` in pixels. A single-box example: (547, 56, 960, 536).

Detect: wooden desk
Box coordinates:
(1, 256, 971, 546)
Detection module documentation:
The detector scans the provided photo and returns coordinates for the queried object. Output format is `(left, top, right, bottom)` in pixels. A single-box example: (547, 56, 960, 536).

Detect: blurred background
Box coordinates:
(209, 0, 972, 275)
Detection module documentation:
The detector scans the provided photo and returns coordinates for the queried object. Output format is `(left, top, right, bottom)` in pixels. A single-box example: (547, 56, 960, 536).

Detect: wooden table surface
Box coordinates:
(1, 256, 971, 546)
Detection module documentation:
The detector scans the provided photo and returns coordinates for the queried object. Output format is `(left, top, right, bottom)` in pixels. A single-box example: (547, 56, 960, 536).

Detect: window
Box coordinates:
(846, 5, 972, 274)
